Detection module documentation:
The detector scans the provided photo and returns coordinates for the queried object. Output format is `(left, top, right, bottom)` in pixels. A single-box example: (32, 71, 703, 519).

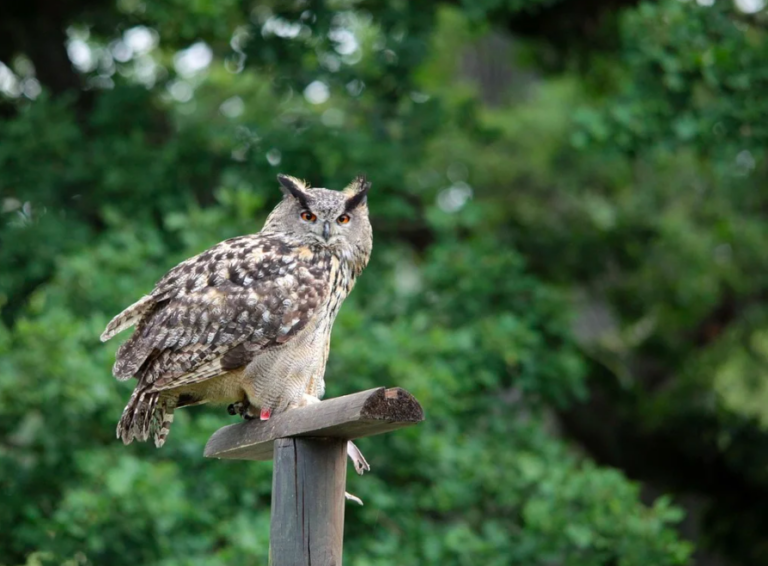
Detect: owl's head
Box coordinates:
(264, 174, 372, 255)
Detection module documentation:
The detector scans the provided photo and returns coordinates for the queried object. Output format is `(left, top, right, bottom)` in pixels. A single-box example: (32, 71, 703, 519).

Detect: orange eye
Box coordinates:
(337, 214, 350, 224)
(300, 211, 317, 222)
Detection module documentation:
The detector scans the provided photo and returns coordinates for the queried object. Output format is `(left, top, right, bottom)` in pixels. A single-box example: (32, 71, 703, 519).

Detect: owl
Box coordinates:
(101, 174, 372, 449)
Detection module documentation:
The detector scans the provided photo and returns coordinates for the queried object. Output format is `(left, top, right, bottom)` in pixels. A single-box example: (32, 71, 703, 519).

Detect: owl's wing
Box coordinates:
(101, 234, 332, 391)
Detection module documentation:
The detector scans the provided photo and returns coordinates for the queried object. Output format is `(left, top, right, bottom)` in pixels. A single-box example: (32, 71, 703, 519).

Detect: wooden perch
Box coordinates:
(205, 386, 424, 566)
(270, 437, 348, 565)
(204, 386, 424, 461)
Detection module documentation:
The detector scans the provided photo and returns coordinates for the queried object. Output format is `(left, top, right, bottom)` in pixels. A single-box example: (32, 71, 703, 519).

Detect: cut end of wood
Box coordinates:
(204, 386, 424, 461)
(362, 387, 424, 422)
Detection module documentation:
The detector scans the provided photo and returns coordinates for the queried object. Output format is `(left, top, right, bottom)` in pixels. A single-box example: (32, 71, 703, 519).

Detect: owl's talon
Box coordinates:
(347, 441, 370, 475)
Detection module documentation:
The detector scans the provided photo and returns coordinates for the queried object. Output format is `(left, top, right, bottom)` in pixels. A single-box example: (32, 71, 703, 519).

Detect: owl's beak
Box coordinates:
(322, 221, 331, 241)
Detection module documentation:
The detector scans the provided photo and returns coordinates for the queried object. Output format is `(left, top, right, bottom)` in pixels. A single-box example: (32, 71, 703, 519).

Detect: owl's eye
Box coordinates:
(337, 214, 351, 225)
(300, 211, 317, 222)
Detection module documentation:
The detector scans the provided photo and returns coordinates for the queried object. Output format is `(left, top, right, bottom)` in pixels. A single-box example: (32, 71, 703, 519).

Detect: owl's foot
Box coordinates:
(227, 401, 249, 418)
(347, 441, 370, 475)
(242, 403, 267, 420)
(227, 401, 270, 421)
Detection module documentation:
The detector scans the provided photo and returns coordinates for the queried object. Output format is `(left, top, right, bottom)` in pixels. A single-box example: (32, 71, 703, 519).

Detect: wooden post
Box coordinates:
(270, 438, 347, 566)
(205, 387, 424, 566)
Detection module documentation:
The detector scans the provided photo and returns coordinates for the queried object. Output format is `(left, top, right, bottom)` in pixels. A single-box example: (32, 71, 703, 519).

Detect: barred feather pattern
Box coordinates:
(152, 396, 177, 448)
(116, 387, 177, 446)
(116, 387, 156, 444)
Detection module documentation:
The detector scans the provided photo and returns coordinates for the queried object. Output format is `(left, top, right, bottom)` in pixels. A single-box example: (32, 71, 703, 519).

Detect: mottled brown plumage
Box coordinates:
(102, 174, 372, 447)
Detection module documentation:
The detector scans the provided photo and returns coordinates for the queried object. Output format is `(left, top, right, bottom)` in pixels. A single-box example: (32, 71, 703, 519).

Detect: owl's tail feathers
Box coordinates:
(116, 387, 156, 444)
(101, 295, 155, 342)
(116, 387, 177, 448)
(152, 398, 177, 448)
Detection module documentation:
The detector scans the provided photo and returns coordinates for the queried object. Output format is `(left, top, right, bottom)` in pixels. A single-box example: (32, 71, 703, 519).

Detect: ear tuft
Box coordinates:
(277, 174, 310, 208)
(344, 175, 371, 211)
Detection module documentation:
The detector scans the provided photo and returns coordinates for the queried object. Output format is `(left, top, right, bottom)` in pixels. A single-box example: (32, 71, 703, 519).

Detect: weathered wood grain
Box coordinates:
(204, 387, 424, 461)
(269, 438, 347, 566)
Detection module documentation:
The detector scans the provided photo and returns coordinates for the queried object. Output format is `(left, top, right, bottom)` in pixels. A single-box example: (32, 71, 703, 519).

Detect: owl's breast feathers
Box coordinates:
(102, 233, 334, 391)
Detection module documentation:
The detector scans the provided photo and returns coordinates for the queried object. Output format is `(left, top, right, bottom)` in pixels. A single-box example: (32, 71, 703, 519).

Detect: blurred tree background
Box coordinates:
(1, 0, 767, 564)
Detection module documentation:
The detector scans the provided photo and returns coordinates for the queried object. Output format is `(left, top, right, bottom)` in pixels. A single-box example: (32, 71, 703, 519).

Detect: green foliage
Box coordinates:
(579, 0, 768, 155)
(5, 0, 768, 563)
(0, 191, 690, 565)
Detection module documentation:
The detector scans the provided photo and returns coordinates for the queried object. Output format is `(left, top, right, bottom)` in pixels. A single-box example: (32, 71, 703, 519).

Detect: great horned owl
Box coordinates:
(101, 174, 372, 448)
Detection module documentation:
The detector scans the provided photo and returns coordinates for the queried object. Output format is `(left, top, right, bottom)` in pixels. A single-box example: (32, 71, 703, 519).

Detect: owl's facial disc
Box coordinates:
(270, 174, 371, 250)
(294, 190, 355, 244)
